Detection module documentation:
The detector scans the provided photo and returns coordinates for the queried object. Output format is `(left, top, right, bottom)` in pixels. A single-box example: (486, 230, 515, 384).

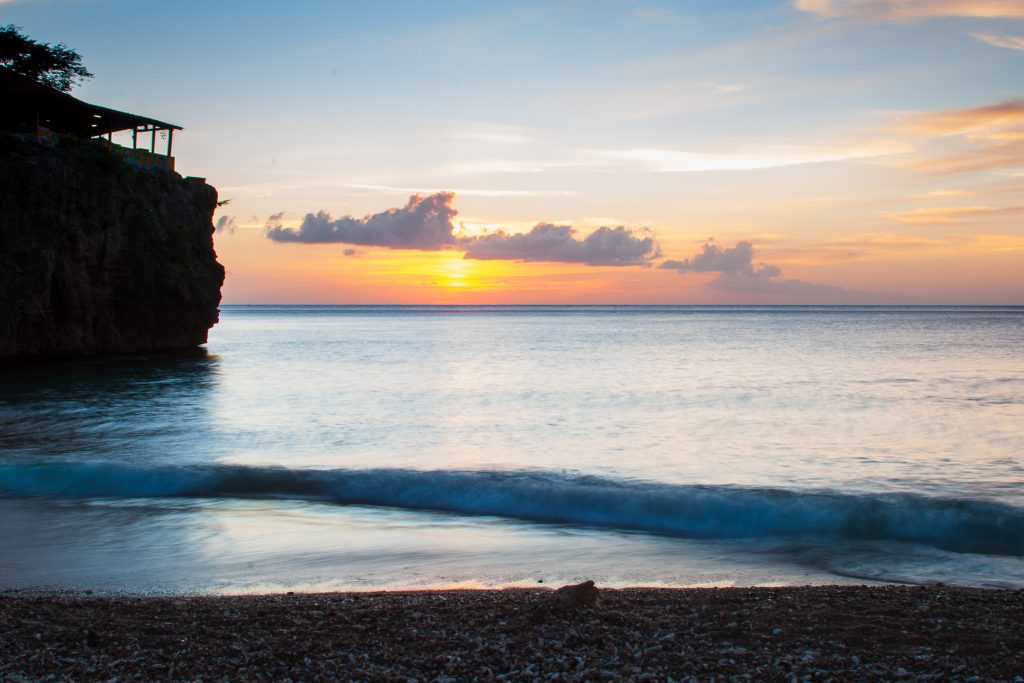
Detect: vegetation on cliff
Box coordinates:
(0, 25, 92, 93)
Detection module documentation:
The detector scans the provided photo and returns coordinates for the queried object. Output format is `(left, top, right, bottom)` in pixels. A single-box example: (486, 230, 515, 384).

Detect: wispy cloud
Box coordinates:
(885, 204, 1024, 223)
(970, 32, 1024, 51)
(797, 0, 1024, 20)
(911, 188, 970, 198)
(967, 233, 1024, 251)
(827, 233, 950, 249)
(896, 100, 1024, 138)
(597, 142, 906, 172)
(762, 234, 953, 266)
(772, 232, 1023, 266)
(704, 82, 751, 94)
(345, 183, 576, 198)
(441, 158, 599, 175)
(893, 99, 1024, 173)
(447, 124, 534, 146)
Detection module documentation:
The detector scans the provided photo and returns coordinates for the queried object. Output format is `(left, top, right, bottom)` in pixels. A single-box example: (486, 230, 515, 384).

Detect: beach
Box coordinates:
(3, 585, 1022, 681)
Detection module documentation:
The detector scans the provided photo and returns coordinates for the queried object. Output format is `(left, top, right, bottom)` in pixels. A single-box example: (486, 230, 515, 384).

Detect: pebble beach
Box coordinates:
(2, 585, 1022, 681)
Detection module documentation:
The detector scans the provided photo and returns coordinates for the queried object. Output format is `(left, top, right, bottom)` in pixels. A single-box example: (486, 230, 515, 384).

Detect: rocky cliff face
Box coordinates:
(0, 131, 224, 360)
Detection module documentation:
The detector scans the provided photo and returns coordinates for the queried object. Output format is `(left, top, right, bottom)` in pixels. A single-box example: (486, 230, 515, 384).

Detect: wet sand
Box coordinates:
(2, 585, 1022, 681)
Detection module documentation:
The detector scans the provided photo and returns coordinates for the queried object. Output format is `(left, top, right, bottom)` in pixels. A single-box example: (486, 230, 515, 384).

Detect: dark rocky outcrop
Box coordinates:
(0, 131, 224, 360)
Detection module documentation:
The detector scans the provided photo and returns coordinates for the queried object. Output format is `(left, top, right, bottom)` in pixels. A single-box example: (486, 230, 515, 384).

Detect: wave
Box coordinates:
(1, 462, 1022, 557)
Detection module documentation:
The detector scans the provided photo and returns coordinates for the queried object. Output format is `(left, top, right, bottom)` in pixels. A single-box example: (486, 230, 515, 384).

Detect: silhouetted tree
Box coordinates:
(0, 25, 92, 93)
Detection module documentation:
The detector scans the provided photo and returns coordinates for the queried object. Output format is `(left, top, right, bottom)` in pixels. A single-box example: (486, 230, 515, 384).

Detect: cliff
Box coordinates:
(0, 131, 224, 360)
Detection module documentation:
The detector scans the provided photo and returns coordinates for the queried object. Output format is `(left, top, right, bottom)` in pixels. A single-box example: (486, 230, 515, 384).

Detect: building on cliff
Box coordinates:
(0, 68, 224, 361)
(1, 67, 181, 172)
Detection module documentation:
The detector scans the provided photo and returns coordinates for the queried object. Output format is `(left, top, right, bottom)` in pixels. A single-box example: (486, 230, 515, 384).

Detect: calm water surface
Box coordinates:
(1, 306, 1022, 592)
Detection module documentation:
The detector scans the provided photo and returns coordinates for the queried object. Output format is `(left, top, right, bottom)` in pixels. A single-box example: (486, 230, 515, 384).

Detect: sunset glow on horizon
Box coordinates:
(12, 0, 1024, 304)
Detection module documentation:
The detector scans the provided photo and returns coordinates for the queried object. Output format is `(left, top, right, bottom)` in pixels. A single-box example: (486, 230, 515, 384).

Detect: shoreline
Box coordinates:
(3, 585, 1021, 681)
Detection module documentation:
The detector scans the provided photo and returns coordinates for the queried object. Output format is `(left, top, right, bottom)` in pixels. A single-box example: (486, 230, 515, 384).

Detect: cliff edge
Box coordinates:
(0, 131, 225, 359)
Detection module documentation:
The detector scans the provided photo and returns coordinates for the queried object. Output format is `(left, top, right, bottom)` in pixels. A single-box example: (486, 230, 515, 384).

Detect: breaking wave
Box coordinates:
(2, 462, 1022, 557)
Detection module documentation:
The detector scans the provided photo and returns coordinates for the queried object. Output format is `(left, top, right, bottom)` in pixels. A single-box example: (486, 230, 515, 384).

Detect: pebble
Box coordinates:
(1, 585, 1020, 681)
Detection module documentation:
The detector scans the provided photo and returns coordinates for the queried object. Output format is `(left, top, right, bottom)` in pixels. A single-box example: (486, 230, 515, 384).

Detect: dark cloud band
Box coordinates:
(265, 193, 660, 266)
(464, 223, 659, 266)
(266, 192, 460, 251)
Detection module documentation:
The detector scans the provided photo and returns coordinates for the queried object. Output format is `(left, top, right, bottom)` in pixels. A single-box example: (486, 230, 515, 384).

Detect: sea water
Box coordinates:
(1, 306, 1022, 593)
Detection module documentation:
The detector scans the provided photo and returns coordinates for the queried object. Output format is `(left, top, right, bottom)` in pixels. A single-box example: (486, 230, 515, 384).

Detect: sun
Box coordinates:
(438, 253, 474, 288)
(387, 251, 506, 292)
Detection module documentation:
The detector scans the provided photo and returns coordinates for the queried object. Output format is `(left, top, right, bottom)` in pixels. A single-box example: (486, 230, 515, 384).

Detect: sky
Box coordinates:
(7, 0, 1024, 304)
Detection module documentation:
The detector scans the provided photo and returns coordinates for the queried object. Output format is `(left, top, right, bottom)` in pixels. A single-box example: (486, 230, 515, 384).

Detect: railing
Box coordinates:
(114, 145, 175, 173)
(34, 126, 176, 173)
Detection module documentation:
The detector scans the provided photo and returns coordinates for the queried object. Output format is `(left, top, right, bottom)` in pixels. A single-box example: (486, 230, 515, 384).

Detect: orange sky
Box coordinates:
(19, 0, 1021, 303)
(215, 221, 1024, 304)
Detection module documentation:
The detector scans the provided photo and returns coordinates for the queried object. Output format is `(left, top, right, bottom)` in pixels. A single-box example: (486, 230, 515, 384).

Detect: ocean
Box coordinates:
(1, 305, 1022, 593)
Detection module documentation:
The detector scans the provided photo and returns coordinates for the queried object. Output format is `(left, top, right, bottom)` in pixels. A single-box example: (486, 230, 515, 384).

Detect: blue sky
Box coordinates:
(7, 0, 1024, 303)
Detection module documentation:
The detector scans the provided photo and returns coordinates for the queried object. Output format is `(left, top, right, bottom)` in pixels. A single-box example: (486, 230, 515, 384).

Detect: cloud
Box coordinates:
(464, 224, 661, 266)
(598, 142, 905, 172)
(967, 233, 1024, 251)
(342, 248, 366, 257)
(826, 233, 950, 249)
(345, 183, 575, 198)
(661, 240, 861, 299)
(894, 99, 1024, 173)
(796, 0, 1024, 20)
(214, 215, 237, 235)
(447, 123, 533, 145)
(897, 100, 1024, 139)
(885, 204, 1024, 223)
(265, 193, 661, 267)
(660, 241, 779, 277)
(266, 192, 461, 250)
(911, 188, 970, 198)
(971, 32, 1024, 51)
(264, 212, 287, 230)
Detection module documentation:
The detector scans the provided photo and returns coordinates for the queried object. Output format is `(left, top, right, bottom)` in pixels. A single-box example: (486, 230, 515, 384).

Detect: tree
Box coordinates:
(0, 25, 92, 93)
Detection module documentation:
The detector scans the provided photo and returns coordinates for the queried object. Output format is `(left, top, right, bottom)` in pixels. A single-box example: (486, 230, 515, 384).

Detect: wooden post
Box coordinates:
(167, 129, 174, 157)
(133, 127, 138, 149)
(150, 128, 156, 153)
